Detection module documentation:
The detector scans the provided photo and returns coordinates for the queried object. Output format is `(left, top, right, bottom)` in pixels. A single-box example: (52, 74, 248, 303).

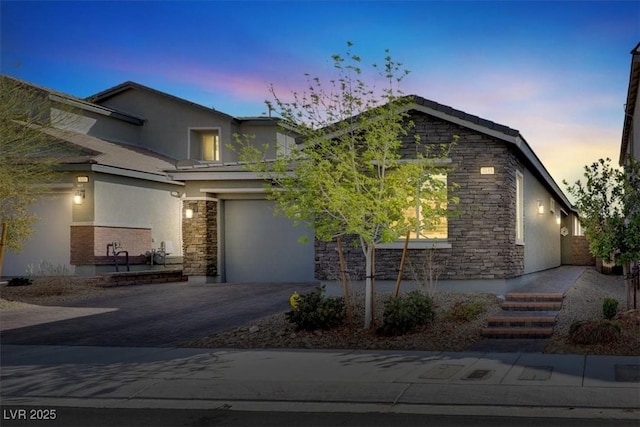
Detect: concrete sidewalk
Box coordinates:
(1, 345, 638, 419)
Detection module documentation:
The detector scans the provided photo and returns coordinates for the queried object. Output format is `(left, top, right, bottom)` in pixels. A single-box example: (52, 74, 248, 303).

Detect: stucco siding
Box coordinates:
(52, 108, 141, 145)
(96, 90, 233, 161)
(523, 168, 561, 273)
(92, 175, 182, 256)
(3, 193, 73, 276)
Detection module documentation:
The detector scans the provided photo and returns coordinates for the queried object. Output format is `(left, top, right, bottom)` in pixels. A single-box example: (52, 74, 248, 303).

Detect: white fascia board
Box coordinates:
(411, 104, 521, 144)
(513, 135, 576, 213)
(90, 165, 185, 185)
(199, 187, 266, 194)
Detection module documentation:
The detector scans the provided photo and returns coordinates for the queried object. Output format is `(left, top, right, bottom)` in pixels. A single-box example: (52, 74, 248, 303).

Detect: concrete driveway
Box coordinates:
(0, 282, 317, 347)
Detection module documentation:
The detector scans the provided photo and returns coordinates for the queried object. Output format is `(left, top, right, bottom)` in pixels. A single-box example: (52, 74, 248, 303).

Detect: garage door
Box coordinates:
(223, 199, 315, 283)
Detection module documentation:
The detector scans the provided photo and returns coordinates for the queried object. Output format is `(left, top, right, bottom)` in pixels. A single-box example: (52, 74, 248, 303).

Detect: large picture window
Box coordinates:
(401, 174, 448, 240)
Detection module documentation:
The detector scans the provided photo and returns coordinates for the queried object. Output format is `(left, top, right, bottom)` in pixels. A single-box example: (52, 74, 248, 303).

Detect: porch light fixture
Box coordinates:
(556, 214, 561, 225)
(76, 176, 89, 183)
(73, 190, 85, 205)
(185, 208, 194, 219)
(537, 200, 544, 215)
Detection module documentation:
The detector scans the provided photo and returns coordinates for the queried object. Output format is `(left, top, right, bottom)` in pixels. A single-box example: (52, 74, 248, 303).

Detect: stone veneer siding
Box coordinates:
(182, 199, 217, 277)
(315, 111, 525, 280)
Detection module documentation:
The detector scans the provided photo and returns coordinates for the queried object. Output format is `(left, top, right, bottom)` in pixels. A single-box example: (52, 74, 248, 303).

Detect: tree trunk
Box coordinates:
(336, 236, 353, 325)
(364, 243, 374, 329)
(393, 231, 411, 298)
(623, 261, 632, 310)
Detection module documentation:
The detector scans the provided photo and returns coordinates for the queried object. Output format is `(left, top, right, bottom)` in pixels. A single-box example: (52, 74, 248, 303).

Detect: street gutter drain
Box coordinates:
(518, 366, 553, 381)
(463, 369, 493, 381)
(419, 364, 465, 380)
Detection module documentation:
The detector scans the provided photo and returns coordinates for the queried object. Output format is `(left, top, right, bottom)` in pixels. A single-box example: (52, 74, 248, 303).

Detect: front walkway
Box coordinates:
(323, 266, 588, 298)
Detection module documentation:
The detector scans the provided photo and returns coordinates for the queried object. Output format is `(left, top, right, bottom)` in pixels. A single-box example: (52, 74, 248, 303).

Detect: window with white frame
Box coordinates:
(276, 132, 296, 156)
(574, 216, 584, 236)
(516, 170, 524, 244)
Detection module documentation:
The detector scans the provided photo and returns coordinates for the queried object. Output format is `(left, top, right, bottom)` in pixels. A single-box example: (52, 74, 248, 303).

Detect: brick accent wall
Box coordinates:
(182, 199, 217, 277)
(70, 226, 152, 265)
(571, 236, 595, 266)
(315, 111, 525, 280)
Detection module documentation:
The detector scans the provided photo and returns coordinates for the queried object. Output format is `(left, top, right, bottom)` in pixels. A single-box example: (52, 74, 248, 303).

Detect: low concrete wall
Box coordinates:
(96, 269, 187, 287)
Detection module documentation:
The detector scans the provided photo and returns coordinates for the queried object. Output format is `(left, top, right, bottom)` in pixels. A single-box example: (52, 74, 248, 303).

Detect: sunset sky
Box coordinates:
(2, 1, 638, 200)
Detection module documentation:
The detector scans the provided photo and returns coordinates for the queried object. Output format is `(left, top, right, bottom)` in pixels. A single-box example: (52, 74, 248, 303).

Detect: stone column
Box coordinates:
(182, 199, 218, 283)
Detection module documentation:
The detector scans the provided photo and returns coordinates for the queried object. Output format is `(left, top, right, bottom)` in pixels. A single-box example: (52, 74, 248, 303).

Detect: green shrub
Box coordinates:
(602, 298, 619, 320)
(444, 300, 486, 322)
(378, 291, 435, 336)
(7, 277, 33, 287)
(570, 319, 621, 345)
(285, 286, 345, 331)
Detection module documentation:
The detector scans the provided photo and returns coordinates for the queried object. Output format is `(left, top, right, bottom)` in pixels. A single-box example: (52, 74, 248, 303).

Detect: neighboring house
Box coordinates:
(621, 42, 639, 167)
(3, 76, 592, 282)
(2, 76, 185, 277)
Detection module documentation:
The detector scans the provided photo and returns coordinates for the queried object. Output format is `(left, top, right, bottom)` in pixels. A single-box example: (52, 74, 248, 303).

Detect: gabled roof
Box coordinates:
(408, 95, 576, 214)
(40, 127, 178, 179)
(87, 81, 238, 122)
(1, 75, 144, 125)
(621, 42, 640, 165)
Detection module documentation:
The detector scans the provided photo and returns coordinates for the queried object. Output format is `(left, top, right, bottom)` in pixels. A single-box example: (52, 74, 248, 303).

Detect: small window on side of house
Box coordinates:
(574, 217, 584, 236)
(516, 170, 524, 244)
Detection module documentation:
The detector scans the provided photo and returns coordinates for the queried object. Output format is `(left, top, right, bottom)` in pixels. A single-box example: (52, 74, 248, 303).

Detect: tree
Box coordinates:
(236, 44, 455, 328)
(0, 76, 72, 276)
(564, 157, 640, 309)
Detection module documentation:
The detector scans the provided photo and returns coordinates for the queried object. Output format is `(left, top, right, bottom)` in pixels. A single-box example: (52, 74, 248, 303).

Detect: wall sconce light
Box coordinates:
(73, 190, 85, 205)
(185, 208, 194, 219)
(556, 214, 561, 225)
(537, 200, 544, 215)
(77, 176, 89, 183)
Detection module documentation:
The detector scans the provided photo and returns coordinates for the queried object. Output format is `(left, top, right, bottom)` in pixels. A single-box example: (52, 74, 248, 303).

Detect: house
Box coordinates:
(621, 42, 639, 167)
(3, 76, 592, 283)
(173, 96, 592, 283)
(2, 76, 185, 277)
(620, 42, 640, 279)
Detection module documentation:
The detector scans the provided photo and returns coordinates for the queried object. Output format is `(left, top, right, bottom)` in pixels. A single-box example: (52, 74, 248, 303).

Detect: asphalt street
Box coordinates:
(1, 406, 638, 427)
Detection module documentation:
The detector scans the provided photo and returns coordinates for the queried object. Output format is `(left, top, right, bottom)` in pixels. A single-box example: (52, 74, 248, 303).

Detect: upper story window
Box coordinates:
(277, 132, 296, 157)
(189, 128, 221, 162)
(201, 132, 220, 161)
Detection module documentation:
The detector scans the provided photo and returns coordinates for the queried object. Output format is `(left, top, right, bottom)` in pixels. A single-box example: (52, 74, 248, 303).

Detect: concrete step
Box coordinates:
(505, 292, 563, 302)
(487, 315, 556, 328)
(501, 301, 562, 311)
(481, 326, 554, 339)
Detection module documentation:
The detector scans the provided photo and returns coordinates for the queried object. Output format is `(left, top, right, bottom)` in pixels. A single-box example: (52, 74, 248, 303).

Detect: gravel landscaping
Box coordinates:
(1, 268, 638, 355)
